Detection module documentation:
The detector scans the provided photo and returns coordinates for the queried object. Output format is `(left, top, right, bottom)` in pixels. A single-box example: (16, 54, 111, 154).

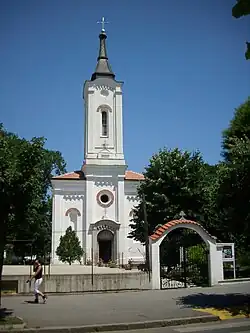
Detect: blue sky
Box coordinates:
(0, 0, 249, 173)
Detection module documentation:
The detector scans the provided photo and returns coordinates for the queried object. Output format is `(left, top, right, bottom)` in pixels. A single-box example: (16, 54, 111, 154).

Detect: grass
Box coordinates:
(0, 308, 24, 327)
(1, 290, 17, 295)
(0, 316, 23, 325)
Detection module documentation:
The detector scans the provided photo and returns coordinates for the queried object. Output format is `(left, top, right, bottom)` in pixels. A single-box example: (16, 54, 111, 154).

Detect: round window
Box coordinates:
(96, 190, 114, 208)
(100, 194, 109, 203)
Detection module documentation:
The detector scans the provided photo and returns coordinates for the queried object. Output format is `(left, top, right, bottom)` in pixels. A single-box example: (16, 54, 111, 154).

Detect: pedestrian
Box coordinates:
(26, 259, 47, 304)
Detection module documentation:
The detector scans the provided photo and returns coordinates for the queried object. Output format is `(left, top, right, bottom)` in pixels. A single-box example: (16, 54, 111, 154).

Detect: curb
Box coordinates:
(0, 323, 26, 331)
(2, 289, 151, 297)
(0, 317, 26, 331)
(0, 314, 220, 333)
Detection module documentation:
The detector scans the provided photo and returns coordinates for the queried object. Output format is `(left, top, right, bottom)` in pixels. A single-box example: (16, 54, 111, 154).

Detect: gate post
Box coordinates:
(208, 241, 223, 285)
(150, 240, 161, 289)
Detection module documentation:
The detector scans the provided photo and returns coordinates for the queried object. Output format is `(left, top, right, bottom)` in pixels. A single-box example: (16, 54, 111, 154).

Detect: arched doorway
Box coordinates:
(149, 218, 224, 289)
(160, 227, 209, 289)
(97, 230, 114, 263)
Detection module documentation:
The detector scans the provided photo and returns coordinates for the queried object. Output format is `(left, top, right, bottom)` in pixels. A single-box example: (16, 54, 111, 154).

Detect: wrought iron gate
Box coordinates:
(160, 228, 209, 289)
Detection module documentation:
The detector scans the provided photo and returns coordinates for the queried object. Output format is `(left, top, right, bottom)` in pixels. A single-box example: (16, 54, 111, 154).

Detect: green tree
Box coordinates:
(129, 148, 215, 243)
(15, 196, 53, 259)
(217, 136, 250, 253)
(56, 226, 84, 265)
(0, 124, 66, 305)
(217, 98, 250, 256)
(222, 98, 250, 161)
(232, 0, 250, 60)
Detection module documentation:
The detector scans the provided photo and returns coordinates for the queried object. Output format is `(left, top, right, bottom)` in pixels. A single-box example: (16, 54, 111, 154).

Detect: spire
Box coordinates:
(91, 17, 115, 81)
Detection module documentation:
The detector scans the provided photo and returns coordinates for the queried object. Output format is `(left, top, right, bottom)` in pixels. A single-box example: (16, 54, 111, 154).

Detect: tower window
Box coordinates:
(101, 110, 108, 136)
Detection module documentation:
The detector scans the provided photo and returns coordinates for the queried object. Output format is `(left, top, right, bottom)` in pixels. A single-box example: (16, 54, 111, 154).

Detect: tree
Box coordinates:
(222, 97, 250, 161)
(0, 124, 66, 305)
(129, 148, 215, 243)
(56, 226, 84, 265)
(217, 136, 250, 253)
(8, 197, 53, 261)
(232, 0, 250, 60)
(218, 98, 250, 255)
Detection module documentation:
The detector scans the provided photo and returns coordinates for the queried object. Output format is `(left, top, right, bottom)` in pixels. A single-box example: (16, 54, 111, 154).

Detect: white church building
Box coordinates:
(51, 25, 145, 265)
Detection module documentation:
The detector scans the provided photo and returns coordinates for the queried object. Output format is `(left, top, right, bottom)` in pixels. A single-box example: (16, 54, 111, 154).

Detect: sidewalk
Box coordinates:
(2, 283, 250, 329)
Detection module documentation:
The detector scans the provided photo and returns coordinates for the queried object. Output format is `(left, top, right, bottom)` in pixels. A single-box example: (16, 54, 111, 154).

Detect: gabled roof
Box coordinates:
(52, 170, 144, 181)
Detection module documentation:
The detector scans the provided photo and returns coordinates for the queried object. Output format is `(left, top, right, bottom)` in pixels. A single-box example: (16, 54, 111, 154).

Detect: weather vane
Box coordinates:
(97, 17, 109, 32)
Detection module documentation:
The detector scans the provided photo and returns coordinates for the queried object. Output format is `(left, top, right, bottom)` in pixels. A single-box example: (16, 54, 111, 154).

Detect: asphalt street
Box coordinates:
(2, 282, 250, 328)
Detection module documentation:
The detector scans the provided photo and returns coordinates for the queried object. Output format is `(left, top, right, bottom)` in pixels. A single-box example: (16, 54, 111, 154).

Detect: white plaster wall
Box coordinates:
(51, 180, 85, 264)
(124, 181, 145, 262)
(84, 178, 94, 261)
(84, 164, 127, 261)
(117, 176, 127, 261)
(83, 78, 125, 164)
(92, 180, 117, 222)
(84, 178, 117, 260)
(91, 87, 114, 151)
(82, 166, 145, 264)
(62, 196, 84, 255)
(51, 177, 145, 265)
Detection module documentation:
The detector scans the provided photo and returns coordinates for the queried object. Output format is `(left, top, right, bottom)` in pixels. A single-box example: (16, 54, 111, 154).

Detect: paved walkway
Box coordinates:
(2, 282, 250, 328)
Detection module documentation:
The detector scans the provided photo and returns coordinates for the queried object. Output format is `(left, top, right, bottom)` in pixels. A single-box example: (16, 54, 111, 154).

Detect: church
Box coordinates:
(51, 23, 145, 266)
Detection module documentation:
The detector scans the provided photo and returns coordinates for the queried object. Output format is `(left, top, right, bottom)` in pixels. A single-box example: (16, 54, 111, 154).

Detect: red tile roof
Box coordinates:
(150, 219, 215, 241)
(125, 170, 144, 181)
(52, 170, 144, 181)
(52, 171, 86, 180)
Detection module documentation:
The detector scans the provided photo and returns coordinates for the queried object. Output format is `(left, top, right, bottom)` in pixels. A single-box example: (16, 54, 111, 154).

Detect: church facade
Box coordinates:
(51, 26, 145, 265)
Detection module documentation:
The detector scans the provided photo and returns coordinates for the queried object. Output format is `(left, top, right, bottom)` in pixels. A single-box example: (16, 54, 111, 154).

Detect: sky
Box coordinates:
(0, 0, 249, 174)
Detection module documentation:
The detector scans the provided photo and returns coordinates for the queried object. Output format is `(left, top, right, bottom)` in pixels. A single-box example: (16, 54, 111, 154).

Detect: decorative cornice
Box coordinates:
(126, 195, 139, 202)
(63, 195, 84, 201)
(91, 219, 120, 232)
(94, 84, 115, 91)
(96, 224, 115, 232)
(95, 180, 114, 187)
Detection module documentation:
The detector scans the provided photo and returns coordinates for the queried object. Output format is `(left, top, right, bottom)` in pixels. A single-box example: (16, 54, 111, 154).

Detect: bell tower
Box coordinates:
(83, 19, 126, 167)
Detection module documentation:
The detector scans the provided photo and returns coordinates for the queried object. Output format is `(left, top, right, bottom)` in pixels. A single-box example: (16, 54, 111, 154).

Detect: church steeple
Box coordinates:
(91, 17, 115, 81)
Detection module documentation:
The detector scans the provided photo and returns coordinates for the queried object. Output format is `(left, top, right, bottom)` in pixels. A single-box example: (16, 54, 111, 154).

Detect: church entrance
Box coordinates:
(97, 230, 114, 263)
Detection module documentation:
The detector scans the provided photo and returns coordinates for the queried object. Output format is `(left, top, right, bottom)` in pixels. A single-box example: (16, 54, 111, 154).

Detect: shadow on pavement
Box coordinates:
(24, 300, 39, 304)
(176, 293, 250, 317)
(0, 307, 14, 321)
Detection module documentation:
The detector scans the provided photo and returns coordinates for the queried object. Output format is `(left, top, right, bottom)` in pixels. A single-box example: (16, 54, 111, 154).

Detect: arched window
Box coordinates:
(69, 211, 78, 231)
(129, 209, 135, 220)
(65, 208, 81, 231)
(101, 111, 108, 137)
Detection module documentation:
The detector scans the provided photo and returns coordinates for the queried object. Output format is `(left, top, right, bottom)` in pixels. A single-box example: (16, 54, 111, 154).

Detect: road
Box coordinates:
(2, 282, 250, 328)
(105, 319, 250, 333)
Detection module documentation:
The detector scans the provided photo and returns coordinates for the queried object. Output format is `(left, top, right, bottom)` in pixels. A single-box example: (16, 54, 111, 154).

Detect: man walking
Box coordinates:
(27, 259, 47, 304)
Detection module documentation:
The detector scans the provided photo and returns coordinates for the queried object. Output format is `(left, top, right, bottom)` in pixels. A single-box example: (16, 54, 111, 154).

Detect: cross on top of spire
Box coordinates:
(97, 17, 109, 33)
(91, 17, 115, 81)
(179, 211, 186, 220)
